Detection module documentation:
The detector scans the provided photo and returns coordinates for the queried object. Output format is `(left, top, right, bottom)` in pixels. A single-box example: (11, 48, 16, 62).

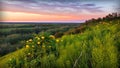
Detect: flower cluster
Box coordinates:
(25, 34, 57, 49)
(24, 33, 59, 58)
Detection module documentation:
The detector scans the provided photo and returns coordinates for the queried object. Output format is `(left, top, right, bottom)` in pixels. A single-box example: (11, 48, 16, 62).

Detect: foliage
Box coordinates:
(5, 23, 120, 68)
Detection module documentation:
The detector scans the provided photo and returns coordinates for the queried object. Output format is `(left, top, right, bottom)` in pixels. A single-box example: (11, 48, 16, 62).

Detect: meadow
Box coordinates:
(0, 13, 120, 68)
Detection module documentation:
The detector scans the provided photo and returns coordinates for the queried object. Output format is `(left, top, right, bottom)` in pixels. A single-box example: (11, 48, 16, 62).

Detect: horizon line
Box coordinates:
(0, 20, 85, 23)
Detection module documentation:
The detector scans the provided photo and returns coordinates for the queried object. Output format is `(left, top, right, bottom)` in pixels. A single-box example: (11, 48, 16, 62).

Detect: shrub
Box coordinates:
(7, 32, 59, 68)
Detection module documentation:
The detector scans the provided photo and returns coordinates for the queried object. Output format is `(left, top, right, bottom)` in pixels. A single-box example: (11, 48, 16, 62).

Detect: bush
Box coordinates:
(7, 32, 59, 68)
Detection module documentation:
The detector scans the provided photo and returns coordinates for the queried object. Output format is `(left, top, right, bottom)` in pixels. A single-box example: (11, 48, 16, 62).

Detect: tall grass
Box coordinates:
(1, 23, 119, 68)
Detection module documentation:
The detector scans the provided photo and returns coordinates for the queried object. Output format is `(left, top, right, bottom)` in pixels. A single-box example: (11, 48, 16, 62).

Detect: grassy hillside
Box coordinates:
(0, 20, 120, 68)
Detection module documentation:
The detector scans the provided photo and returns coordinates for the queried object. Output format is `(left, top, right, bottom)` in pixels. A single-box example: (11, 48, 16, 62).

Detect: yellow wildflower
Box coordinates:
(37, 37, 40, 40)
(49, 35, 55, 39)
(42, 45, 45, 48)
(35, 36, 40, 40)
(26, 45, 29, 48)
(26, 41, 29, 43)
(29, 39, 32, 42)
(41, 36, 45, 40)
(35, 36, 38, 38)
(28, 53, 31, 55)
(37, 42, 40, 45)
(32, 45, 35, 48)
(49, 46, 52, 48)
(56, 39, 59, 43)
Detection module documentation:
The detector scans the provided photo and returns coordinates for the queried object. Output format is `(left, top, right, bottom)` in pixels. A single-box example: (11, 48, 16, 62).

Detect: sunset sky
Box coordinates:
(0, 0, 119, 22)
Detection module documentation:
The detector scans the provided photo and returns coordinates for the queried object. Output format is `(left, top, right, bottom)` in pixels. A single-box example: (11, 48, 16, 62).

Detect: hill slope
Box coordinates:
(0, 21, 120, 68)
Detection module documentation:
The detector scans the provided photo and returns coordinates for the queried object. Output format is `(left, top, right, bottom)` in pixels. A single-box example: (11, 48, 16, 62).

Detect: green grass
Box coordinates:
(0, 48, 26, 68)
(0, 23, 119, 68)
